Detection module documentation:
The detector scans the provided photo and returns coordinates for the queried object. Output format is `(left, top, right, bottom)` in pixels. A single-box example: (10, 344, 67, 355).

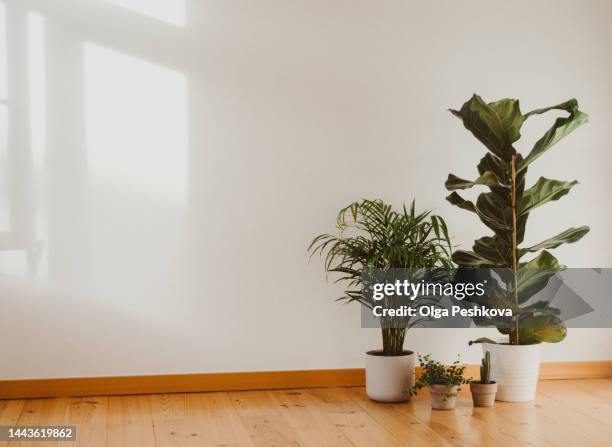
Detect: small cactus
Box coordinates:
(480, 351, 491, 384)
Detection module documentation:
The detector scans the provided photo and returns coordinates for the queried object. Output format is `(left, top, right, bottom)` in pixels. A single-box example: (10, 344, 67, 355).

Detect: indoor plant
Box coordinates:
(446, 94, 589, 401)
(309, 199, 453, 402)
(411, 354, 468, 410)
(470, 351, 497, 407)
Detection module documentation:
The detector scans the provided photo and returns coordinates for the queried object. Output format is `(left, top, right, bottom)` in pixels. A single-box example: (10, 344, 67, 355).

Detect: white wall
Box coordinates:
(1, 0, 611, 379)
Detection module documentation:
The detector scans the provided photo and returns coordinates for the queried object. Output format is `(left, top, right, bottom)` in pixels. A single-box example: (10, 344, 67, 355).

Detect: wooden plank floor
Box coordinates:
(0, 379, 610, 446)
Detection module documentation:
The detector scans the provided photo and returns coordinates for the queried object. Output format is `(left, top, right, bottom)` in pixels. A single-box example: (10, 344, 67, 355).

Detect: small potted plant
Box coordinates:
(470, 351, 497, 407)
(411, 354, 468, 410)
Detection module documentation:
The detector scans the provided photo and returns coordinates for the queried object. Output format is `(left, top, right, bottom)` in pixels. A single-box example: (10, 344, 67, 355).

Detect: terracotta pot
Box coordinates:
(470, 381, 497, 407)
(428, 384, 458, 410)
(483, 342, 541, 402)
(365, 350, 415, 402)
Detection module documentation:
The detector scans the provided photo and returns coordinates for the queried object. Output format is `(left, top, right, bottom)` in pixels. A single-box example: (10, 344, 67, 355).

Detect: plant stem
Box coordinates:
(382, 327, 406, 356)
(511, 155, 520, 345)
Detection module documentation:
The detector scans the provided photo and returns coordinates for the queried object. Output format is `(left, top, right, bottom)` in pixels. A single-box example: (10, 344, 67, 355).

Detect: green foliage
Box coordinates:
(411, 354, 469, 399)
(447, 94, 589, 345)
(480, 351, 492, 384)
(309, 199, 453, 355)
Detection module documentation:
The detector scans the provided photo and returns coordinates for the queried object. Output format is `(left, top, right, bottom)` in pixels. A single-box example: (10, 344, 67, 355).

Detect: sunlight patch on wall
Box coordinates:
(28, 12, 48, 282)
(103, 0, 185, 27)
(83, 43, 188, 206)
(28, 12, 46, 170)
(0, 2, 7, 100)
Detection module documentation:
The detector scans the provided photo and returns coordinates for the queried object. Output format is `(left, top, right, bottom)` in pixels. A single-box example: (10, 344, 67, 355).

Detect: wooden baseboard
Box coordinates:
(1, 361, 610, 400)
(460, 361, 612, 381)
(538, 361, 612, 380)
(0, 369, 365, 400)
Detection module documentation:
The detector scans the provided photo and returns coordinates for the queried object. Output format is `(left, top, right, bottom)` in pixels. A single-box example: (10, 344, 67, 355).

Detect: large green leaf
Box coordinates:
(516, 250, 565, 303)
(489, 98, 525, 143)
(450, 95, 521, 161)
(476, 192, 512, 234)
(516, 315, 567, 344)
(445, 171, 500, 190)
(523, 98, 580, 118)
(473, 235, 511, 266)
(446, 192, 476, 213)
(477, 153, 507, 182)
(452, 250, 495, 268)
(518, 226, 590, 258)
(518, 177, 577, 215)
(448, 190, 513, 238)
(520, 249, 564, 270)
(518, 99, 588, 172)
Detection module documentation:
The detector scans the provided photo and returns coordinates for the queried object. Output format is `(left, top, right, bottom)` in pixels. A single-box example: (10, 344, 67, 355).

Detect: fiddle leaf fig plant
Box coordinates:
(446, 94, 589, 345)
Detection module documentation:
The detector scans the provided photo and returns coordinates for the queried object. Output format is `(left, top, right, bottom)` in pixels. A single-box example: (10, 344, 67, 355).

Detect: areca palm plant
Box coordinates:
(446, 94, 589, 345)
(309, 199, 453, 355)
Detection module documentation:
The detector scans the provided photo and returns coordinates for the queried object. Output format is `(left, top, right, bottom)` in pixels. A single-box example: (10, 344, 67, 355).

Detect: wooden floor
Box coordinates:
(0, 379, 610, 446)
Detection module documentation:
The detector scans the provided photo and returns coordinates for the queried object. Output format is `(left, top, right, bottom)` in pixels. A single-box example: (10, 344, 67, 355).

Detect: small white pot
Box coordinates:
(483, 342, 541, 402)
(365, 350, 415, 402)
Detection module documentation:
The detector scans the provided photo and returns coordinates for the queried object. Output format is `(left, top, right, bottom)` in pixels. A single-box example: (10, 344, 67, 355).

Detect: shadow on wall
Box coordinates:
(0, 0, 197, 373)
(1, 0, 191, 279)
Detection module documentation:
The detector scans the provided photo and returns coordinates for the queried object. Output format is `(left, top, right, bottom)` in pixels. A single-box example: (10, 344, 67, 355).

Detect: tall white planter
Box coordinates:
(483, 342, 541, 402)
(365, 350, 415, 402)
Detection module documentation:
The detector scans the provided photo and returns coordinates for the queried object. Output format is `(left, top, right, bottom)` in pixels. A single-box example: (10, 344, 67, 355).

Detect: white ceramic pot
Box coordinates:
(365, 350, 415, 402)
(483, 342, 541, 402)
